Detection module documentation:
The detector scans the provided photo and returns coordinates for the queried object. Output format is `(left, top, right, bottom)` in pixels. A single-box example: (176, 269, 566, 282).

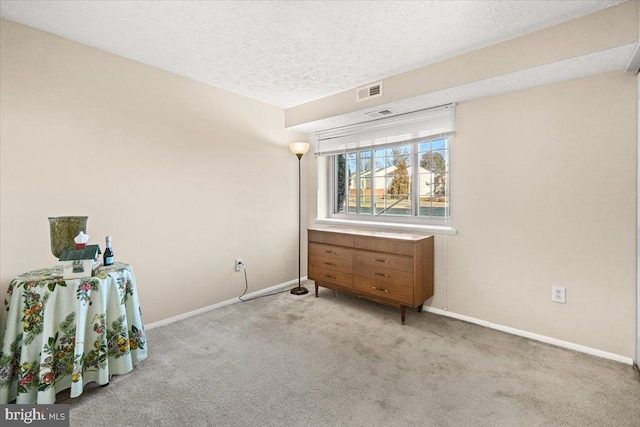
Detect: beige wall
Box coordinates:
(0, 19, 308, 324)
(307, 71, 637, 358)
(450, 71, 636, 358)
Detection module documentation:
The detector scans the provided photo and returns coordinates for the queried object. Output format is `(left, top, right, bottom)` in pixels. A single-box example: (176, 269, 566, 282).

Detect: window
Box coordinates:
(317, 105, 454, 226)
(333, 138, 449, 223)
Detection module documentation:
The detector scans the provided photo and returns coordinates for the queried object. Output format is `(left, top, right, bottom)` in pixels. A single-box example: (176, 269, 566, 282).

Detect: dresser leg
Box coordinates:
(315, 284, 318, 297)
(400, 306, 406, 325)
(417, 304, 423, 313)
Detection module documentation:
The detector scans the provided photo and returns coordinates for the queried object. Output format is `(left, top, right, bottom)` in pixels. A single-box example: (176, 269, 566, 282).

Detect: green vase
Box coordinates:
(48, 216, 88, 258)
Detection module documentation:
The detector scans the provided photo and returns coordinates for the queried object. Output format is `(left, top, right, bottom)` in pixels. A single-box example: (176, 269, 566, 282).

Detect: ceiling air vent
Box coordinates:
(364, 108, 395, 119)
(356, 81, 383, 103)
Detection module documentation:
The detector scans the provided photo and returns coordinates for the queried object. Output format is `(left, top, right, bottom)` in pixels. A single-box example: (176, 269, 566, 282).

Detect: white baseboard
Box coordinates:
(145, 280, 633, 366)
(145, 276, 308, 330)
(422, 306, 634, 365)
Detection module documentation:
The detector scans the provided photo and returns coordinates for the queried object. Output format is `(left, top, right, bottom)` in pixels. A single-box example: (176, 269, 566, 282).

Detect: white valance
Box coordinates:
(314, 104, 455, 156)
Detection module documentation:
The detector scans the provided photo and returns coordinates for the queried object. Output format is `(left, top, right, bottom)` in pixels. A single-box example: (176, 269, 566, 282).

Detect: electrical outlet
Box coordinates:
(552, 286, 566, 304)
(235, 259, 243, 272)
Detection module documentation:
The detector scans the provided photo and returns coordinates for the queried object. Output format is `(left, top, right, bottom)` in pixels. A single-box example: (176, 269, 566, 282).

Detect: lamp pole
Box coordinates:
(290, 143, 309, 295)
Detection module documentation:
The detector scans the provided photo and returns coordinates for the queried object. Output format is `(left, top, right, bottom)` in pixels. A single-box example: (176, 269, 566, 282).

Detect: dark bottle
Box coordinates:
(104, 236, 114, 266)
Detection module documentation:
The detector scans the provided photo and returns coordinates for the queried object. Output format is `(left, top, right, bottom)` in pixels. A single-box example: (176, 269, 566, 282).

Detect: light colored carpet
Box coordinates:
(61, 284, 640, 427)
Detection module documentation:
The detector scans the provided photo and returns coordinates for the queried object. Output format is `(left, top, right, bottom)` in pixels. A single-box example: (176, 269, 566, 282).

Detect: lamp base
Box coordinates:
(290, 285, 309, 295)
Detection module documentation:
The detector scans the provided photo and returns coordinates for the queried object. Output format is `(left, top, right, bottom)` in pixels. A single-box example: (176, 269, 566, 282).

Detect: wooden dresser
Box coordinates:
(308, 227, 434, 324)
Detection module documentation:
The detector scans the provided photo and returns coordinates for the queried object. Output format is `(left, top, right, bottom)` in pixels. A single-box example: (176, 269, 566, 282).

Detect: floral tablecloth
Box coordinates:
(0, 262, 147, 404)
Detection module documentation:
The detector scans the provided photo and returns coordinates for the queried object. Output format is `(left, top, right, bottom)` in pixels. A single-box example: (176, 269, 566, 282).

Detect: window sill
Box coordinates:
(314, 218, 457, 235)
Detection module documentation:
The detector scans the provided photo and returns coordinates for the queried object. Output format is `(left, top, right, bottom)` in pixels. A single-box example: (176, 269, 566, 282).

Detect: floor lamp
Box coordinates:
(290, 142, 310, 295)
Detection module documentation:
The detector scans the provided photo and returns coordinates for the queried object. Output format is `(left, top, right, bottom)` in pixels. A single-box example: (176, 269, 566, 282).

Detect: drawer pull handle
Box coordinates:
(323, 250, 336, 254)
(372, 287, 389, 293)
(374, 272, 390, 277)
(323, 262, 336, 266)
(373, 259, 389, 263)
(324, 274, 336, 280)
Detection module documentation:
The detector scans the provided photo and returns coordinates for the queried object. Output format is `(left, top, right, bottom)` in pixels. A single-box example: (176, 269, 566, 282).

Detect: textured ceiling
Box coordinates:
(0, 0, 628, 108)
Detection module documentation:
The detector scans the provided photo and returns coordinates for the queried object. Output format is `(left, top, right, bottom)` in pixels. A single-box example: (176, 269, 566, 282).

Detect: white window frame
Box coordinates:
(314, 105, 457, 234)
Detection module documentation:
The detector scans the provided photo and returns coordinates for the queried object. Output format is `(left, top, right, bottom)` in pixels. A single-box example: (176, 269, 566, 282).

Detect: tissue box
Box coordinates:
(59, 245, 101, 279)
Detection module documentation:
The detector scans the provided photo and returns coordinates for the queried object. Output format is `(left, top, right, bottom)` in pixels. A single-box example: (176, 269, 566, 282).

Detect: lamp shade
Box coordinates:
(289, 142, 310, 156)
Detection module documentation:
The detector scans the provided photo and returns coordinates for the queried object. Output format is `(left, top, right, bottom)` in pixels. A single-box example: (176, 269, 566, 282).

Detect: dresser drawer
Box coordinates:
(309, 264, 352, 289)
(353, 261, 414, 288)
(353, 275, 413, 305)
(353, 236, 414, 256)
(354, 250, 413, 273)
(309, 230, 354, 247)
(309, 243, 353, 273)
